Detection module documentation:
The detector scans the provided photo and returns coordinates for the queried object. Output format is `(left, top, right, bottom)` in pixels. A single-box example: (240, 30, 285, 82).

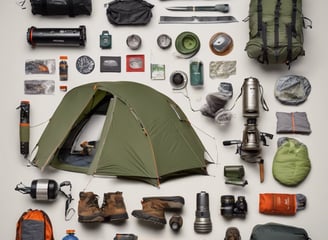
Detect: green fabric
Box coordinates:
(250, 223, 310, 240)
(245, 0, 305, 64)
(272, 137, 311, 186)
(32, 81, 208, 186)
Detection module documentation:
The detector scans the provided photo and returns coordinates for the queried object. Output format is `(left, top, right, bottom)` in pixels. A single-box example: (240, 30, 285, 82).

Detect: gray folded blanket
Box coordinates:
(276, 112, 311, 135)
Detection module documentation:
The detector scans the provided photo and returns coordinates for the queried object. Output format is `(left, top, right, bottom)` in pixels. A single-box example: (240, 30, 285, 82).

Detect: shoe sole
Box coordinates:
(131, 210, 166, 225)
(103, 213, 129, 222)
(78, 215, 104, 223)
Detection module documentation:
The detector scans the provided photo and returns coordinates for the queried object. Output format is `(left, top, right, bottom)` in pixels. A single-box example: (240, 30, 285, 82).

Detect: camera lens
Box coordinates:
(220, 195, 235, 218)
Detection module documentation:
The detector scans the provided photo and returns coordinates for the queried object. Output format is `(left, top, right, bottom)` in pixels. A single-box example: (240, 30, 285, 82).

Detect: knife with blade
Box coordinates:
(166, 4, 229, 13)
(159, 16, 238, 24)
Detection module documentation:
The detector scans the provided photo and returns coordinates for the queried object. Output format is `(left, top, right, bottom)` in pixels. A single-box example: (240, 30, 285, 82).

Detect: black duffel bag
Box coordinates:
(30, 0, 92, 17)
(106, 0, 154, 25)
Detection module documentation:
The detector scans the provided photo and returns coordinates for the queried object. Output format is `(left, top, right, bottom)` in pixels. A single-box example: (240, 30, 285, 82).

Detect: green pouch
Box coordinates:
(272, 137, 311, 186)
(250, 223, 311, 240)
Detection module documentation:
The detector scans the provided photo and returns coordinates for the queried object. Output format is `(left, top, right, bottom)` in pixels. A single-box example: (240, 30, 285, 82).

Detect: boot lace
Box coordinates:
(88, 195, 100, 207)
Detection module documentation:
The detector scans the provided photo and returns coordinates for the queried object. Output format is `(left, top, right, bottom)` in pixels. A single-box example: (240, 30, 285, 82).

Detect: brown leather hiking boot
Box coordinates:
(78, 192, 104, 223)
(101, 192, 129, 222)
(132, 199, 167, 225)
(142, 196, 185, 210)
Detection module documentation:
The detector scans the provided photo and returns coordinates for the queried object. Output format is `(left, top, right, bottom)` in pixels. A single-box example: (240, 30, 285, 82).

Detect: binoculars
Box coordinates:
(220, 195, 247, 218)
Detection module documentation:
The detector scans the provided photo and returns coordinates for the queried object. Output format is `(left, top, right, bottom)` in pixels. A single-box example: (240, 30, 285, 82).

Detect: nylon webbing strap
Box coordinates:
(286, 23, 293, 65)
(291, 0, 297, 37)
(285, 0, 298, 65)
(274, 0, 281, 60)
(257, 0, 268, 63)
(261, 23, 268, 63)
(257, 0, 263, 36)
(59, 181, 75, 221)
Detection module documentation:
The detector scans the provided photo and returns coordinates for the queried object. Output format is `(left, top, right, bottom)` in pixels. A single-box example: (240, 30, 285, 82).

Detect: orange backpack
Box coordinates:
(16, 209, 54, 240)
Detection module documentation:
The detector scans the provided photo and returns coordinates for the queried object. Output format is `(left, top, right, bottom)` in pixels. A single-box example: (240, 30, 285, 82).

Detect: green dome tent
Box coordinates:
(32, 81, 210, 186)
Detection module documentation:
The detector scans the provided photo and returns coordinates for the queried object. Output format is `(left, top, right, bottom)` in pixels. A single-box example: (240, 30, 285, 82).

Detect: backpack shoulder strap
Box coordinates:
(286, 0, 298, 66)
(257, 0, 263, 35)
(261, 23, 268, 64)
(40, 210, 55, 240)
(256, 0, 269, 64)
(274, 0, 281, 59)
(16, 210, 30, 240)
(291, 0, 298, 36)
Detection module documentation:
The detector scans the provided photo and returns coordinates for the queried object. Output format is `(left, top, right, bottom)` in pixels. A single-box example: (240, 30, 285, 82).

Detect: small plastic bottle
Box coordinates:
(59, 56, 68, 81)
(63, 229, 79, 240)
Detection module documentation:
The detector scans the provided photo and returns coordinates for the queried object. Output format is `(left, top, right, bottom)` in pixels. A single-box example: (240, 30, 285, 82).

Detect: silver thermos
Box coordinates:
(242, 77, 260, 118)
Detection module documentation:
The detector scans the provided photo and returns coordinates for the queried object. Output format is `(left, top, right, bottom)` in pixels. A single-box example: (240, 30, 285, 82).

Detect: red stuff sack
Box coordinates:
(16, 209, 54, 240)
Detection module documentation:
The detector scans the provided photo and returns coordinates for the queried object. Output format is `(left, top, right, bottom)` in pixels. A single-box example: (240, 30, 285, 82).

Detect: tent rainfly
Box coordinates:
(32, 81, 210, 186)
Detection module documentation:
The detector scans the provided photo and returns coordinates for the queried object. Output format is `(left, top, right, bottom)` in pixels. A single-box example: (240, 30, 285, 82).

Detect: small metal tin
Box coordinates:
(126, 34, 142, 50)
(157, 34, 172, 49)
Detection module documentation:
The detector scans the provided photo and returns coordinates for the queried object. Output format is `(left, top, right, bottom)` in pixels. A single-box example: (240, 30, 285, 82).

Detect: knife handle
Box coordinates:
(196, 4, 229, 13)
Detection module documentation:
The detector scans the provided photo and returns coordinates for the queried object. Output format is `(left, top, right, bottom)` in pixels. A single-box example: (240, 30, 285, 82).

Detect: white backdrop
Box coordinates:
(1, 0, 327, 239)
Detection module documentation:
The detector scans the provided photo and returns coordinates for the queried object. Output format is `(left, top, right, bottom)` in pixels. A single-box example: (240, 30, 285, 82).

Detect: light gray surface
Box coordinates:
(1, 0, 326, 239)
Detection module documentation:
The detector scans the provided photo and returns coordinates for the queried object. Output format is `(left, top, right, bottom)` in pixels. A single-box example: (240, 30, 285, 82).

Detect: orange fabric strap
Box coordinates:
(291, 112, 296, 133)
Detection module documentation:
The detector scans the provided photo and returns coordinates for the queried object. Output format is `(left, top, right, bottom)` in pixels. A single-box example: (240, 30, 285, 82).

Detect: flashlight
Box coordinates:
(194, 191, 212, 233)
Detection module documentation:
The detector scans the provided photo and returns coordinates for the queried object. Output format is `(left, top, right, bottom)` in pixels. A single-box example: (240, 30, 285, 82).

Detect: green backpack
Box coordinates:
(245, 0, 311, 65)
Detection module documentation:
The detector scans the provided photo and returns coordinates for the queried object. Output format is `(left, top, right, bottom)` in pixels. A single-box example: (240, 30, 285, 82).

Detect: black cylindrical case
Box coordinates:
(30, 179, 59, 200)
(27, 25, 86, 47)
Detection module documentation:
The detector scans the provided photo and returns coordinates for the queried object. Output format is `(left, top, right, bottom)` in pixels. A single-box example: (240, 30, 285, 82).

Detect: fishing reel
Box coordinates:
(223, 77, 272, 183)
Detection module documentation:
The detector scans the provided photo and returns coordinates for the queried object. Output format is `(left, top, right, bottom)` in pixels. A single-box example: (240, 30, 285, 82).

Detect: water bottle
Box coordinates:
(63, 229, 79, 240)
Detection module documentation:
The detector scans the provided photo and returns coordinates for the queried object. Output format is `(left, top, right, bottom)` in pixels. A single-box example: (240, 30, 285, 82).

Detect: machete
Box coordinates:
(159, 16, 238, 24)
